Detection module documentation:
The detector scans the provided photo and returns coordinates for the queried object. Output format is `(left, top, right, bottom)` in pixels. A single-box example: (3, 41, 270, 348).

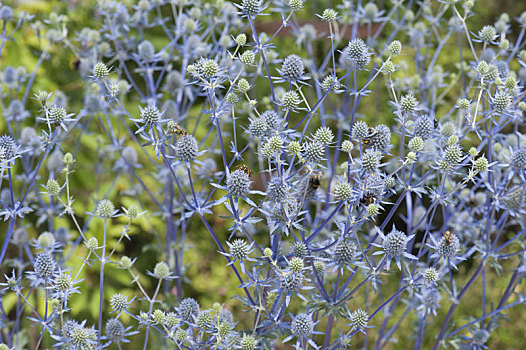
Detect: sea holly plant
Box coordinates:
(0, 0, 526, 349)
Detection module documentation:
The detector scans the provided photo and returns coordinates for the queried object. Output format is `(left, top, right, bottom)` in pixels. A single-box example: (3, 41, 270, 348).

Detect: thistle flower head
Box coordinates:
(226, 169, 251, 197)
(333, 239, 356, 265)
(110, 293, 130, 313)
(176, 134, 199, 162)
(291, 313, 314, 339)
(179, 297, 200, 323)
(281, 54, 305, 81)
(414, 115, 434, 140)
(93, 62, 109, 79)
(383, 228, 408, 258)
(349, 308, 368, 330)
(34, 253, 56, 279)
(96, 199, 115, 218)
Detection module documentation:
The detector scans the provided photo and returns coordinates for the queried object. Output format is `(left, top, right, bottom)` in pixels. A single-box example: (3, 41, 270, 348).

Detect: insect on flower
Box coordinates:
(361, 128, 377, 145)
(360, 191, 376, 206)
(434, 118, 439, 129)
(237, 164, 253, 177)
(308, 172, 322, 189)
(442, 230, 454, 246)
(69, 55, 81, 71)
(169, 122, 188, 136)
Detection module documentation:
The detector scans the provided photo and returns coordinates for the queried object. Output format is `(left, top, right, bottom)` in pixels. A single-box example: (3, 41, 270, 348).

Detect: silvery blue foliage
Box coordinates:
(0, 0, 526, 349)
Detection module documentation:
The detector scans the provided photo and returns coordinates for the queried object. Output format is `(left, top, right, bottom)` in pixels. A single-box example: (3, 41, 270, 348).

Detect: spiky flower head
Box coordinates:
(119, 256, 132, 269)
(362, 151, 380, 172)
(153, 262, 170, 279)
(241, 0, 262, 16)
(400, 94, 418, 113)
(110, 293, 129, 312)
(475, 156, 488, 172)
(96, 199, 115, 218)
(302, 141, 325, 161)
(288, 141, 301, 155)
(349, 308, 368, 330)
(175, 329, 187, 342)
(291, 313, 314, 339)
(266, 136, 284, 152)
(420, 287, 441, 310)
(505, 187, 524, 211)
(71, 325, 96, 349)
(288, 0, 303, 10)
(322, 75, 341, 91)
(441, 121, 456, 138)
(140, 105, 160, 125)
(371, 124, 391, 151)
(424, 267, 439, 284)
(227, 169, 251, 197)
(314, 261, 325, 275)
(383, 228, 408, 258)
(341, 140, 353, 153)
(382, 60, 396, 74)
(281, 90, 301, 110)
(363, 2, 379, 20)
(240, 50, 255, 65)
(457, 98, 471, 110)
(442, 144, 463, 166)
(292, 241, 307, 259)
(352, 121, 370, 140)
(388, 40, 402, 55)
(38, 232, 55, 248)
(235, 33, 247, 46)
(280, 271, 304, 293)
(152, 309, 165, 324)
(49, 105, 67, 124)
(512, 148, 526, 170)
(384, 176, 395, 188)
(46, 179, 61, 196)
(289, 257, 304, 273)
(414, 115, 434, 140)
(479, 25, 496, 42)
(34, 253, 56, 279)
(408, 137, 423, 152)
(87, 237, 98, 251)
(106, 318, 125, 342)
(493, 91, 512, 112)
(138, 40, 155, 61)
(240, 334, 257, 350)
(176, 134, 199, 162)
(261, 110, 281, 129)
(472, 329, 490, 346)
(321, 8, 338, 21)
(93, 62, 109, 79)
(229, 239, 250, 260)
(237, 78, 250, 93)
(367, 203, 380, 216)
(314, 127, 334, 145)
(436, 232, 460, 259)
(179, 297, 200, 323)
(333, 239, 356, 265)
(334, 182, 353, 201)
(54, 272, 72, 292)
(200, 58, 219, 78)
(197, 311, 212, 330)
(281, 54, 305, 81)
(344, 38, 371, 69)
(248, 117, 268, 137)
(267, 176, 290, 202)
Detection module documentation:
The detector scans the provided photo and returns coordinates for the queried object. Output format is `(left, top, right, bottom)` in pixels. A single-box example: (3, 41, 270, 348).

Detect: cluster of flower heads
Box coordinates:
(1, 0, 526, 349)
